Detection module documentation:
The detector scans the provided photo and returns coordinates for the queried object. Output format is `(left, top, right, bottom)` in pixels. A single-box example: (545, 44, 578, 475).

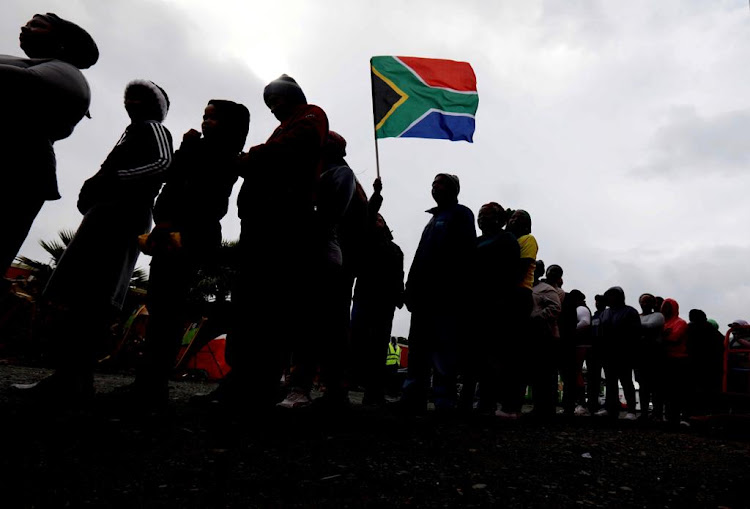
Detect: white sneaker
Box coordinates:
(495, 409, 519, 420)
(594, 409, 609, 417)
(574, 405, 590, 417)
(623, 412, 637, 421)
(276, 390, 312, 409)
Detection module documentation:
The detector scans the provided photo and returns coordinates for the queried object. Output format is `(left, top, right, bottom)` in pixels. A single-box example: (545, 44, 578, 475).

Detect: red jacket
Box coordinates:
(237, 104, 328, 226)
(662, 298, 688, 358)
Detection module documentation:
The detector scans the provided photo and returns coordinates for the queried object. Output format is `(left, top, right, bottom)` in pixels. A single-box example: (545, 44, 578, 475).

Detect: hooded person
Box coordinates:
(526, 259, 562, 417)
(1, 13, 99, 278)
(350, 176, 405, 406)
(397, 173, 476, 413)
(13, 79, 173, 404)
(203, 74, 330, 410)
(661, 298, 690, 424)
(637, 292, 666, 421)
(686, 308, 725, 415)
(459, 201, 522, 417)
(116, 99, 249, 409)
(596, 286, 640, 419)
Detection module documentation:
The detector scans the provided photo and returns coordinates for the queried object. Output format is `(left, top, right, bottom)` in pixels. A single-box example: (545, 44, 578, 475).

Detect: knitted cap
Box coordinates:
(263, 74, 307, 106)
(125, 79, 170, 121)
(37, 13, 98, 69)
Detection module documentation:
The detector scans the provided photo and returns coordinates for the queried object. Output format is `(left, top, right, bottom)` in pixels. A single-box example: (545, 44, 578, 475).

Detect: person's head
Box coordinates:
(603, 286, 626, 308)
(534, 259, 546, 283)
(728, 319, 749, 329)
(569, 289, 586, 307)
(507, 209, 531, 238)
(374, 213, 394, 241)
(477, 202, 505, 235)
(124, 80, 169, 123)
(689, 309, 707, 324)
(431, 173, 460, 206)
(660, 298, 680, 320)
(707, 318, 719, 330)
(654, 296, 664, 312)
(545, 264, 563, 288)
(638, 293, 656, 314)
(263, 74, 307, 122)
(323, 131, 347, 164)
(594, 294, 607, 312)
(202, 99, 250, 153)
(20, 13, 98, 69)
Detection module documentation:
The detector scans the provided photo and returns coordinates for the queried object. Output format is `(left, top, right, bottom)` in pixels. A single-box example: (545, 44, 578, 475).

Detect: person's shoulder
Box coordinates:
(454, 203, 475, 220)
(142, 120, 172, 134)
(300, 104, 328, 120)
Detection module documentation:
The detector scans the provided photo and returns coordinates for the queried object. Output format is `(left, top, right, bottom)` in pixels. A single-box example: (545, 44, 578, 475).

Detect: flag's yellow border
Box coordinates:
(372, 66, 409, 131)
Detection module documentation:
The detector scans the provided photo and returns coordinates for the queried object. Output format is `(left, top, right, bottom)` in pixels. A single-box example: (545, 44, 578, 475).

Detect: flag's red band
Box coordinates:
(398, 56, 477, 92)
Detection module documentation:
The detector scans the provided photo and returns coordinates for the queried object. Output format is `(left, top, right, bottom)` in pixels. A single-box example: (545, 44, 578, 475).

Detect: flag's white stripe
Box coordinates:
(394, 57, 478, 96)
(398, 108, 475, 137)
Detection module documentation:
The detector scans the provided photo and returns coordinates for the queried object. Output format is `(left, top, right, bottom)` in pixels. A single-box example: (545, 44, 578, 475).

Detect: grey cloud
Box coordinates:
(634, 106, 750, 178)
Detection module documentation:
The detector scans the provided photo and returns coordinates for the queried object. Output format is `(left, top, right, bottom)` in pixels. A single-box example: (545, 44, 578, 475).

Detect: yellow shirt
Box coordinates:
(517, 234, 538, 290)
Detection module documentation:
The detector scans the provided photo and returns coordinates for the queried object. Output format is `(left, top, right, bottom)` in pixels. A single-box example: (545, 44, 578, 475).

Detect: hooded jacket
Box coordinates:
(662, 298, 688, 358)
(599, 286, 641, 353)
(237, 103, 328, 230)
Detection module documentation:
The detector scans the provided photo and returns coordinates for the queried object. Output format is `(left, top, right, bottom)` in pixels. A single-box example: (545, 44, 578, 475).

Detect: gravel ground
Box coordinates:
(1, 362, 749, 508)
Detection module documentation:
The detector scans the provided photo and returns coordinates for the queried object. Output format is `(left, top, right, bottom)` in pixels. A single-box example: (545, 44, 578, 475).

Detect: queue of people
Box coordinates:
(2, 13, 732, 426)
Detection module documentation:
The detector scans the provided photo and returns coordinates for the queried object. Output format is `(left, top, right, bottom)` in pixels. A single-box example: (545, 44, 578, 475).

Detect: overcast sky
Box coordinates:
(4, 0, 750, 337)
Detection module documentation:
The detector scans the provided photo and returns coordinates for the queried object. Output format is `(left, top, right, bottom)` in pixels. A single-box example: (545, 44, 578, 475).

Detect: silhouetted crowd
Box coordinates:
(2, 13, 739, 425)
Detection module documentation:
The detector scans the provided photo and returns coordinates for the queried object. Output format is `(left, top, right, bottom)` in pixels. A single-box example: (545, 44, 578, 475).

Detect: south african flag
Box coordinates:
(370, 56, 478, 142)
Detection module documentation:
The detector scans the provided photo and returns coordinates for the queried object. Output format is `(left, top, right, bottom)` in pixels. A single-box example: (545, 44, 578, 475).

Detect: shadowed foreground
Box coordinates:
(0, 364, 748, 508)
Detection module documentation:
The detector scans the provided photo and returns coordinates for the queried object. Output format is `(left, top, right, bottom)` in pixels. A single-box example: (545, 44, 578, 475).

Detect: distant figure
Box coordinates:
(204, 74, 328, 410)
(505, 209, 538, 417)
(1, 13, 98, 278)
(586, 294, 607, 414)
(568, 289, 592, 415)
(350, 177, 405, 406)
(14, 80, 172, 403)
(528, 260, 562, 417)
(125, 99, 248, 409)
(687, 309, 724, 416)
(596, 286, 640, 420)
(292, 130, 357, 409)
(637, 293, 665, 421)
(400, 173, 476, 413)
(546, 264, 579, 415)
(385, 336, 403, 395)
(460, 202, 519, 415)
(661, 298, 689, 424)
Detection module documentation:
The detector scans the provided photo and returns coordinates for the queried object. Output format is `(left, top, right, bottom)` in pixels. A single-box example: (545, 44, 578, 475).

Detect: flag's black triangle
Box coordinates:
(371, 71, 403, 127)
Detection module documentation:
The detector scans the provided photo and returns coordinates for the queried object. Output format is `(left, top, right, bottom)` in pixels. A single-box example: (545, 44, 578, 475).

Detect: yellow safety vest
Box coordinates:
(386, 343, 401, 366)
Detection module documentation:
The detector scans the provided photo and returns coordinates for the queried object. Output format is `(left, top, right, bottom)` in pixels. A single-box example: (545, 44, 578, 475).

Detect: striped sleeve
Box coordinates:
(117, 122, 173, 180)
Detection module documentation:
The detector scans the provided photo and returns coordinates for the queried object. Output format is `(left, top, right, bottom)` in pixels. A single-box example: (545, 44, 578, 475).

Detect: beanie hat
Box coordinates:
(125, 79, 170, 121)
(263, 74, 307, 106)
(207, 99, 250, 152)
(435, 173, 460, 194)
(37, 13, 98, 69)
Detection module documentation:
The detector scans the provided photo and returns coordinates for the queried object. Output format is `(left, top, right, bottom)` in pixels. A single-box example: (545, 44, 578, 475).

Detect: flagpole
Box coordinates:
(373, 134, 381, 179)
(369, 58, 381, 179)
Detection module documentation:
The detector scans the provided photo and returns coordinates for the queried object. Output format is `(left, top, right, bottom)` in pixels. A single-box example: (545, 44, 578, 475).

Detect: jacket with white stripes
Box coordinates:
(78, 120, 173, 213)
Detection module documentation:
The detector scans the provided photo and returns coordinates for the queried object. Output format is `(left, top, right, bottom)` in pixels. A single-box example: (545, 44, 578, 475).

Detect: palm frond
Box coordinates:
(14, 256, 49, 272)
